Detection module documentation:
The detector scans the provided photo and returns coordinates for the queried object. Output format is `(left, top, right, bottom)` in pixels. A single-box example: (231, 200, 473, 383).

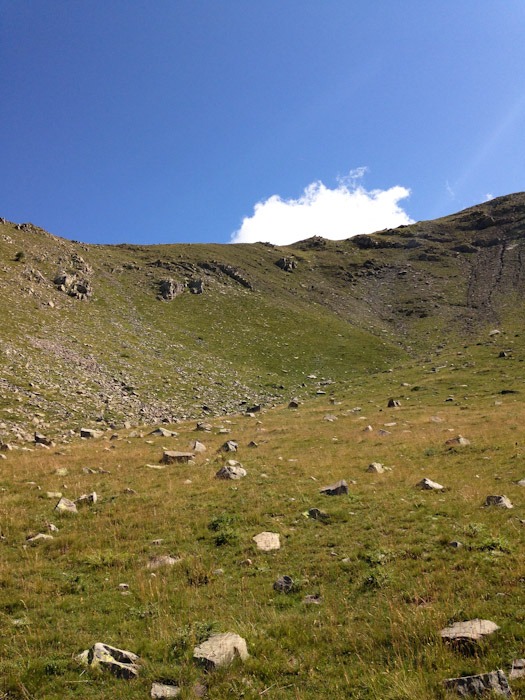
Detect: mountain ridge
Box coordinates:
(1, 192, 525, 440)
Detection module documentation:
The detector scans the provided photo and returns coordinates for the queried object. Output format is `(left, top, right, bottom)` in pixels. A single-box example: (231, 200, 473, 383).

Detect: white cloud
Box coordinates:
(484, 192, 494, 201)
(231, 173, 413, 245)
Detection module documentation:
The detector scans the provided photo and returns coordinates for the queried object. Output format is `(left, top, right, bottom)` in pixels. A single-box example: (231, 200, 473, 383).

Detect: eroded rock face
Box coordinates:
(443, 669, 511, 697)
(193, 632, 248, 670)
(158, 278, 185, 301)
(276, 257, 297, 272)
(77, 642, 140, 679)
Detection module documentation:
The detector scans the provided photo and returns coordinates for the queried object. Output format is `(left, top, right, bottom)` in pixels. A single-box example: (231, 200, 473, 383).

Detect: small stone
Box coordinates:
(288, 399, 300, 409)
(387, 398, 401, 408)
(303, 594, 322, 605)
(484, 495, 513, 509)
(55, 497, 77, 514)
(46, 491, 62, 499)
(366, 462, 384, 474)
(193, 632, 248, 670)
(247, 441, 258, 448)
(273, 575, 294, 593)
(510, 659, 525, 680)
(34, 432, 54, 447)
(147, 555, 181, 570)
(161, 451, 194, 464)
(149, 427, 178, 438)
(118, 583, 129, 591)
(417, 478, 444, 491)
(440, 619, 499, 643)
(253, 531, 280, 551)
(324, 414, 337, 422)
(517, 479, 525, 487)
(449, 541, 463, 549)
(75, 492, 97, 507)
(26, 533, 54, 543)
(151, 682, 181, 698)
(80, 428, 104, 439)
(47, 523, 59, 532)
(307, 508, 330, 522)
(54, 467, 68, 476)
(443, 669, 510, 697)
(320, 480, 348, 496)
(196, 422, 212, 432)
(215, 463, 246, 480)
(445, 435, 470, 447)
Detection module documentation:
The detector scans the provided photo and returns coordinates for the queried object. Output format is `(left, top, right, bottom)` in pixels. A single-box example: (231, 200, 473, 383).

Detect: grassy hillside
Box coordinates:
(1, 335, 524, 698)
(2, 192, 525, 441)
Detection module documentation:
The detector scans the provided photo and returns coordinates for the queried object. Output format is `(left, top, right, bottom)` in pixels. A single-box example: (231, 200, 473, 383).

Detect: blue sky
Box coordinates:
(1, 1, 525, 245)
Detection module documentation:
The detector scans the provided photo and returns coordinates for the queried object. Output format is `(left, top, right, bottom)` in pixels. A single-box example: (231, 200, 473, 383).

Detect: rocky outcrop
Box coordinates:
(158, 278, 185, 300)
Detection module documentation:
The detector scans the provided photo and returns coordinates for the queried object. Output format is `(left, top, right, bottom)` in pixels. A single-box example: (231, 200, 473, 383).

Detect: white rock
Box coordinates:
(253, 531, 280, 551)
(417, 478, 444, 491)
(193, 632, 248, 670)
(440, 619, 499, 642)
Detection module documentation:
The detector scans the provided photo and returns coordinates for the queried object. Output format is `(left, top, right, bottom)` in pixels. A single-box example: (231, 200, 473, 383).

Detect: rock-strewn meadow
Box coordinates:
(2, 195, 525, 698)
(1, 336, 525, 699)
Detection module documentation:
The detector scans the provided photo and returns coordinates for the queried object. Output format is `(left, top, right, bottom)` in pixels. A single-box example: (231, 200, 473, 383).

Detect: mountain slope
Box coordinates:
(1, 192, 525, 439)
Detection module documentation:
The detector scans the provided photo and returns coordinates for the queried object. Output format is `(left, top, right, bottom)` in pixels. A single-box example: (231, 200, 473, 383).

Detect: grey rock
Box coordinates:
(158, 278, 184, 301)
(387, 398, 401, 408)
(80, 428, 104, 439)
(440, 619, 499, 642)
(193, 632, 248, 670)
(273, 575, 294, 593)
(192, 440, 207, 453)
(151, 682, 181, 698)
(417, 477, 444, 491)
(26, 533, 54, 543)
(307, 508, 330, 522)
(75, 492, 97, 507)
(484, 495, 513, 509)
(55, 497, 77, 514)
(320, 480, 348, 496)
(276, 256, 297, 272)
(196, 422, 212, 432)
(149, 427, 178, 438)
(221, 440, 238, 452)
(161, 451, 194, 464)
(446, 435, 471, 447)
(215, 462, 246, 480)
(509, 658, 525, 680)
(147, 555, 182, 570)
(367, 462, 385, 474)
(78, 642, 140, 679)
(34, 432, 54, 447)
(288, 399, 300, 409)
(443, 669, 510, 697)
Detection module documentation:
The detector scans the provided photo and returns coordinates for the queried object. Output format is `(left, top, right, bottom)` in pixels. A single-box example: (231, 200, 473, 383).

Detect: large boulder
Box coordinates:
(193, 632, 248, 670)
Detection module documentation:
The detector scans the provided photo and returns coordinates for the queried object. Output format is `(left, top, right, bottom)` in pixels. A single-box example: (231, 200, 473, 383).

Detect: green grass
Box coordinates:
(1, 344, 525, 699)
